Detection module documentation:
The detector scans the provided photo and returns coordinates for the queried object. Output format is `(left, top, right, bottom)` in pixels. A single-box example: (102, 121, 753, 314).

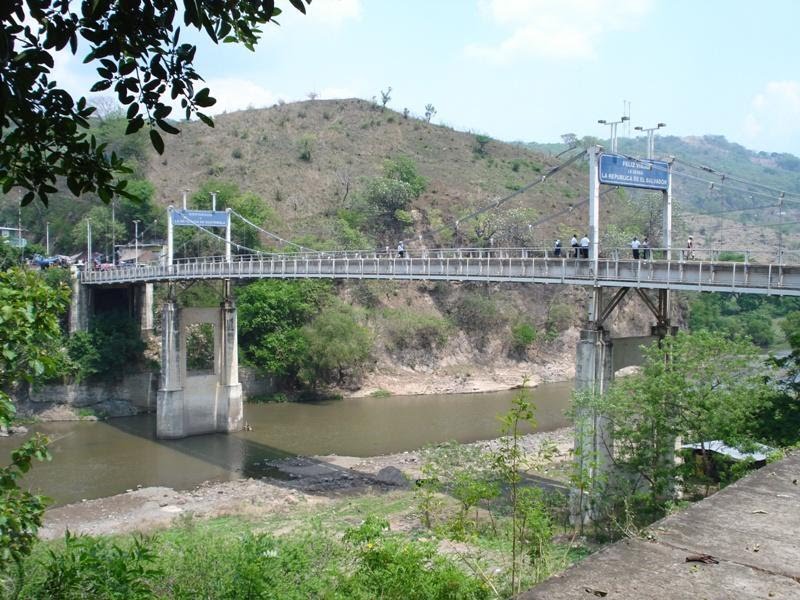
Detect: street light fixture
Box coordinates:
(597, 116, 629, 153)
(634, 122, 666, 159)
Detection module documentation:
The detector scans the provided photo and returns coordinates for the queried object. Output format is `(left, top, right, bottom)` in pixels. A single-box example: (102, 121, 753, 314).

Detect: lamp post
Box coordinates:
(634, 122, 666, 159)
(597, 116, 629, 153)
(133, 220, 140, 267)
(45, 221, 50, 255)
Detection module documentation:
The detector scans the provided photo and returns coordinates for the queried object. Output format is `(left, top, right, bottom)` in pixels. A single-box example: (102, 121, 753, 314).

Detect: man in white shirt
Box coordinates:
(579, 234, 590, 259)
(631, 236, 641, 259)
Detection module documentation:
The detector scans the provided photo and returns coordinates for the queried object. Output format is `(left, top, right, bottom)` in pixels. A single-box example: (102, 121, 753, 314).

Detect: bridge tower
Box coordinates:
(156, 281, 243, 438)
(572, 146, 674, 522)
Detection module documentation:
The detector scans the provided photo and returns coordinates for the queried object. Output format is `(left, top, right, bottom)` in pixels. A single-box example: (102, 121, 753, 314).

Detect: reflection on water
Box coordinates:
(1, 381, 573, 506)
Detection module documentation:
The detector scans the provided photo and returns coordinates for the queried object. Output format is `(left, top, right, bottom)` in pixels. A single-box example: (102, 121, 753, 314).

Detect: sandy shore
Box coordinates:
(40, 426, 575, 541)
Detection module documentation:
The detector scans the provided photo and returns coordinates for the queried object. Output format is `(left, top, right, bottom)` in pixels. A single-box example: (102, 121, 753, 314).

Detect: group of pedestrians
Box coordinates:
(630, 236, 651, 260)
(553, 235, 590, 258)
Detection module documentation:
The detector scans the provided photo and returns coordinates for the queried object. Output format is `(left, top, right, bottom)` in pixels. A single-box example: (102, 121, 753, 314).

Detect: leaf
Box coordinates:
(126, 102, 139, 120)
(197, 112, 214, 127)
(149, 129, 165, 154)
(157, 119, 180, 135)
(125, 115, 144, 135)
(90, 79, 112, 92)
(288, 0, 307, 14)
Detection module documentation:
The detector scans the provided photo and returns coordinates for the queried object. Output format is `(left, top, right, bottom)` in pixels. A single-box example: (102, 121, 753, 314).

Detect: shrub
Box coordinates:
(511, 322, 537, 353)
(30, 533, 160, 599)
(474, 134, 491, 156)
(299, 302, 373, 386)
(67, 311, 146, 381)
(452, 292, 506, 335)
(231, 148, 242, 159)
(382, 309, 450, 352)
(297, 135, 314, 161)
(546, 303, 574, 332)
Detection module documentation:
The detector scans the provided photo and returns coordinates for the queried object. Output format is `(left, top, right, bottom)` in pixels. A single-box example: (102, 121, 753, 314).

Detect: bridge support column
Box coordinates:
(69, 270, 91, 334)
(157, 299, 186, 439)
(217, 291, 243, 433)
(571, 324, 615, 524)
(135, 283, 154, 333)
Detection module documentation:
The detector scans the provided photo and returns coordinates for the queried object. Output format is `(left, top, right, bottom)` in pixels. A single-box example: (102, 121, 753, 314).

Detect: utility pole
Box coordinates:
(111, 200, 116, 265)
(597, 116, 629, 153)
(45, 222, 50, 255)
(778, 193, 785, 265)
(134, 220, 140, 267)
(634, 122, 666, 159)
(87, 220, 92, 270)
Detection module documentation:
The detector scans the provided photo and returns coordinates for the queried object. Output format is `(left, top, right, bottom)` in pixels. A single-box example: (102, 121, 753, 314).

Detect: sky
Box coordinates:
(55, 0, 800, 156)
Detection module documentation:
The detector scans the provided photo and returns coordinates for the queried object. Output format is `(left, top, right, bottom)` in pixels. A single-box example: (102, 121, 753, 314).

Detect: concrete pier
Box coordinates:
(572, 326, 615, 522)
(156, 298, 243, 439)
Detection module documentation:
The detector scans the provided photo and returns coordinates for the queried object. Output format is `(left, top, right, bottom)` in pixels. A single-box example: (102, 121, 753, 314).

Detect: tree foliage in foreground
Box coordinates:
(0, 268, 70, 573)
(1, 0, 311, 206)
(574, 331, 771, 510)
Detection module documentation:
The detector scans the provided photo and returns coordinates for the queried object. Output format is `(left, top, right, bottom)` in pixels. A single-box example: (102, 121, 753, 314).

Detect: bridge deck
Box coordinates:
(80, 252, 800, 296)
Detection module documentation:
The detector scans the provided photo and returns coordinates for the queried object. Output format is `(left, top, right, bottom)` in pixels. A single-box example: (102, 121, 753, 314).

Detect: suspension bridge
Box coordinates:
(68, 145, 800, 443)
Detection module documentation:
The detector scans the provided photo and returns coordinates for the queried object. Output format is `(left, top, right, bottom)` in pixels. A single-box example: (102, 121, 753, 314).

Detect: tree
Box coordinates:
(1, 268, 70, 576)
(424, 104, 437, 123)
(299, 302, 373, 386)
(474, 134, 491, 157)
(383, 156, 427, 199)
(237, 280, 331, 381)
(1, 0, 311, 206)
(576, 331, 771, 510)
(380, 86, 392, 111)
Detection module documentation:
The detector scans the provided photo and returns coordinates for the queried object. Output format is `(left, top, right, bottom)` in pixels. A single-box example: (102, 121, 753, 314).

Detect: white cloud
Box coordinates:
(742, 81, 800, 152)
(307, 0, 362, 26)
(466, 0, 653, 63)
(201, 78, 279, 114)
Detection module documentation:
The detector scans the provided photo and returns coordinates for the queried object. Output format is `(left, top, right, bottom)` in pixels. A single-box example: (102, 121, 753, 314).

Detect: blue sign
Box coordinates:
(599, 154, 669, 190)
(172, 209, 229, 228)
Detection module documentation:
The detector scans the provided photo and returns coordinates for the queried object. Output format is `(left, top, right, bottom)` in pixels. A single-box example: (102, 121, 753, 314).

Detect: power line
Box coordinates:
(228, 209, 320, 254)
(672, 156, 800, 201)
(408, 149, 586, 244)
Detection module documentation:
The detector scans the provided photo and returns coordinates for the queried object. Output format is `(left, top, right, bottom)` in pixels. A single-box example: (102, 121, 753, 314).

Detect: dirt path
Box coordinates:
(40, 427, 575, 540)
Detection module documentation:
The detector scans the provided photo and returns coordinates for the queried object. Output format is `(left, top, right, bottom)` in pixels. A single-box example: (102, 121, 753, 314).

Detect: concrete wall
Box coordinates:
(239, 366, 276, 399)
(26, 372, 158, 415)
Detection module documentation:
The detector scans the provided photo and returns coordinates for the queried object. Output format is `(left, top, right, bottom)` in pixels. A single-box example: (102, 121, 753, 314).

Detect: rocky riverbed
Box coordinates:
(40, 426, 575, 540)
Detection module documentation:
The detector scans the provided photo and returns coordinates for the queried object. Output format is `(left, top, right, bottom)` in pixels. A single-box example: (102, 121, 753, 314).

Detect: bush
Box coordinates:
(453, 291, 506, 336)
(26, 533, 160, 599)
(67, 311, 146, 381)
(511, 322, 537, 353)
(297, 135, 314, 161)
(546, 303, 573, 332)
(382, 309, 450, 352)
(237, 280, 332, 379)
(299, 302, 373, 386)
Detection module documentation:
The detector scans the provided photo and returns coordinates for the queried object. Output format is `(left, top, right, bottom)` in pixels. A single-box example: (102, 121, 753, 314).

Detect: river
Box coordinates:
(2, 381, 573, 506)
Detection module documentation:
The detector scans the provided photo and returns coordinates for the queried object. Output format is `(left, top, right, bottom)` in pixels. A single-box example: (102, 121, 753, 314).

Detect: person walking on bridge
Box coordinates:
(641, 237, 650, 260)
(580, 234, 590, 259)
(397, 241, 405, 259)
(570, 234, 579, 258)
(685, 236, 694, 260)
(554, 239, 562, 257)
(631, 236, 641, 260)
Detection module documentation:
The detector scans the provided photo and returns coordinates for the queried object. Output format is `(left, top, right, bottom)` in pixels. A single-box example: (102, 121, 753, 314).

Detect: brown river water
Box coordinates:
(1, 381, 573, 506)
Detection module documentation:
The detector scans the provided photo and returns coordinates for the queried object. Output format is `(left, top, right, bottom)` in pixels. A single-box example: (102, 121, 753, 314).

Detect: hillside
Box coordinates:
(145, 98, 600, 250)
(3, 99, 790, 395)
(525, 134, 800, 254)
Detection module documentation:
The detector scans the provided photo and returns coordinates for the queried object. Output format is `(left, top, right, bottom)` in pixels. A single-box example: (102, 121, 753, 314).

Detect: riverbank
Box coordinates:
(40, 426, 575, 540)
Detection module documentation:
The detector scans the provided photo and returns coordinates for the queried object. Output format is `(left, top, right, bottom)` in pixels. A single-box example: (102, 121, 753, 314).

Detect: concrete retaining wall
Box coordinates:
(24, 367, 274, 417)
